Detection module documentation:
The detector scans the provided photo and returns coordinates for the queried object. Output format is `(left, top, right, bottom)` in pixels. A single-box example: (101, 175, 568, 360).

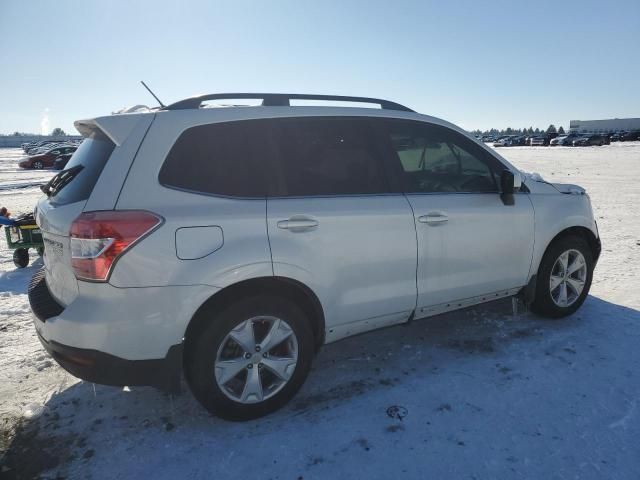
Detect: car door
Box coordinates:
(266, 116, 417, 342)
(374, 118, 535, 317)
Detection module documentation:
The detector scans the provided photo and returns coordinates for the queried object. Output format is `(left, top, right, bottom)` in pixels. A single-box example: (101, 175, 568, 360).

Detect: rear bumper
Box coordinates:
(36, 331, 183, 392)
(28, 268, 186, 392)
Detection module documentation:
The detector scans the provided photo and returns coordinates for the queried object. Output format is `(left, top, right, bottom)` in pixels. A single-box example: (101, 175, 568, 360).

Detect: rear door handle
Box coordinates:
(277, 215, 319, 232)
(418, 212, 449, 225)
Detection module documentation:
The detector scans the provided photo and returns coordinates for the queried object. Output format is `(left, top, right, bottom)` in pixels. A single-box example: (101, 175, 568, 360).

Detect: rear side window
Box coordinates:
(274, 117, 387, 196)
(159, 120, 271, 197)
(49, 133, 115, 206)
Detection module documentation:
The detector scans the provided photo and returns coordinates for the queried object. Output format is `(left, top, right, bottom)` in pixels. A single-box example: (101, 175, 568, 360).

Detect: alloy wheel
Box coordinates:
(215, 316, 298, 404)
(549, 249, 587, 307)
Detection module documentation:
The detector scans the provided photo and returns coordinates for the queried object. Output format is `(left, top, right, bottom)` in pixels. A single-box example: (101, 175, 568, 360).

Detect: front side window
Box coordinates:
(273, 117, 387, 196)
(381, 120, 501, 193)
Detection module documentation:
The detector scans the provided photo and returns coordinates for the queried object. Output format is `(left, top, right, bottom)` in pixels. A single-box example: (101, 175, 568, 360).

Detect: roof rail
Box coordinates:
(163, 93, 414, 112)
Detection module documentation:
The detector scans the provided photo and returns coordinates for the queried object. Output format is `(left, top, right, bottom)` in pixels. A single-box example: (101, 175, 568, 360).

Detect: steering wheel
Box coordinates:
(460, 175, 493, 192)
(430, 180, 458, 192)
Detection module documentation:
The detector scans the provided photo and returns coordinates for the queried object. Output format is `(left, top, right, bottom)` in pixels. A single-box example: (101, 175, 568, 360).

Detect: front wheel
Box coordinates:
(186, 295, 314, 421)
(531, 235, 594, 318)
(32, 160, 44, 169)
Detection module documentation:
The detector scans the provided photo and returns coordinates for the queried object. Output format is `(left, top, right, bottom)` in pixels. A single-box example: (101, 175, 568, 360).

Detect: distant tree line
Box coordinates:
(472, 124, 565, 136)
(0, 127, 67, 136)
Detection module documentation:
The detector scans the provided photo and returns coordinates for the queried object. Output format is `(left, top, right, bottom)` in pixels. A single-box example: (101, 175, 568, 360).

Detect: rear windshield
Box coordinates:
(49, 132, 115, 206)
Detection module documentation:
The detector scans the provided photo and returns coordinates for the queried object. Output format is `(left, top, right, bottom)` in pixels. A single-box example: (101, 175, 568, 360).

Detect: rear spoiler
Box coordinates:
(74, 112, 155, 147)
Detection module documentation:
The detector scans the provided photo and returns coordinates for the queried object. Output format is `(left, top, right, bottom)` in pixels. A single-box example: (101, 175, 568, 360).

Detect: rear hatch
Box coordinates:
(36, 131, 116, 306)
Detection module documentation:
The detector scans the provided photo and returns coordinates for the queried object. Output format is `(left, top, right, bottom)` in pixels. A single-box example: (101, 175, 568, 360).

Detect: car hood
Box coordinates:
(550, 182, 586, 195)
(521, 171, 586, 195)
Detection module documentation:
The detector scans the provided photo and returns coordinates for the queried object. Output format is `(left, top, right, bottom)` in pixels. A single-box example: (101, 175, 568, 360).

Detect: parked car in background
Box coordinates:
(550, 133, 580, 146)
(620, 131, 640, 142)
(24, 139, 82, 155)
(493, 135, 525, 147)
(529, 136, 546, 146)
(573, 134, 606, 146)
(549, 136, 567, 146)
(26, 143, 68, 156)
(599, 133, 612, 145)
(22, 140, 59, 153)
(29, 92, 601, 420)
(53, 153, 74, 170)
(18, 145, 77, 169)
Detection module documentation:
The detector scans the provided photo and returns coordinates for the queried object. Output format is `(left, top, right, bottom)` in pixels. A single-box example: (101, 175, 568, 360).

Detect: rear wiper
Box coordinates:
(41, 165, 84, 197)
(40, 172, 63, 196)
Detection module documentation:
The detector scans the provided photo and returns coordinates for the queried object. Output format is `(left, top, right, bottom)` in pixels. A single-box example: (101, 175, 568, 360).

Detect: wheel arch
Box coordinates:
(183, 276, 326, 364)
(546, 226, 601, 263)
(532, 225, 600, 281)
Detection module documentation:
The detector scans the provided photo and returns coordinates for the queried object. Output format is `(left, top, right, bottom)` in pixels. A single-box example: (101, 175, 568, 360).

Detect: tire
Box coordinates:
(33, 161, 44, 169)
(13, 248, 29, 268)
(531, 235, 594, 318)
(186, 295, 315, 421)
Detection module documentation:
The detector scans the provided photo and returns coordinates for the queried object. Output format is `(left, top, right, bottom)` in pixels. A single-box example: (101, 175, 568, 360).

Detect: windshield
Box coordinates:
(48, 133, 115, 205)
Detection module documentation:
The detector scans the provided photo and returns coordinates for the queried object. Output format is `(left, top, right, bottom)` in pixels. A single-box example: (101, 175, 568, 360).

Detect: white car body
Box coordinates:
(30, 96, 600, 414)
(550, 135, 575, 146)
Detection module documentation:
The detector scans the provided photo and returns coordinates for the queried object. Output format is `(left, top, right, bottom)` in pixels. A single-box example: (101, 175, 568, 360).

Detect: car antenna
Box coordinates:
(140, 80, 166, 108)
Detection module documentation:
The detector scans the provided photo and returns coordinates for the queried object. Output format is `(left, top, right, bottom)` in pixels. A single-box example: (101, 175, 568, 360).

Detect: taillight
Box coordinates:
(70, 210, 162, 281)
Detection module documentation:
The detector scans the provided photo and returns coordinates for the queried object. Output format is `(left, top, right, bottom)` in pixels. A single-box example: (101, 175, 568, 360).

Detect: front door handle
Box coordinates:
(418, 212, 448, 225)
(277, 215, 319, 232)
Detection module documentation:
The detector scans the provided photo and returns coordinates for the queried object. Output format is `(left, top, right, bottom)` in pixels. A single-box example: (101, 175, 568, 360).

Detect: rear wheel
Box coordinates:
(186, 295, 314, 420)
(13, 248, 29, 268)
(531, 235, 593, 318)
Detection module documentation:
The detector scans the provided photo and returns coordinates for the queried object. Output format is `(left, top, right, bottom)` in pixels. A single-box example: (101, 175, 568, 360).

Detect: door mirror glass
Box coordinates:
(512, 170, 522, 189)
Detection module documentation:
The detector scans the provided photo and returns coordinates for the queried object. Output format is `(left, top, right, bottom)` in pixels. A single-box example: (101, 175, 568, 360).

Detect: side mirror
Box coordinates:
(512, 170, 522, 189)
(500, 170, 515, 205)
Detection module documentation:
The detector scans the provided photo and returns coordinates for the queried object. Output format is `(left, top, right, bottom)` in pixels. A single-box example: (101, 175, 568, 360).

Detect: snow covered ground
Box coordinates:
(1, 143, 639, 479)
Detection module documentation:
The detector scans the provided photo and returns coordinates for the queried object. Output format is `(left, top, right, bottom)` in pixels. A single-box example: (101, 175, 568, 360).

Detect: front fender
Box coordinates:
(528, 191, 598, 278)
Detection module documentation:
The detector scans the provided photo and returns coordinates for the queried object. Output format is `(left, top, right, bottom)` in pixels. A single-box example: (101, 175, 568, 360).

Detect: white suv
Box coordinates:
(29, 93, 600, 420)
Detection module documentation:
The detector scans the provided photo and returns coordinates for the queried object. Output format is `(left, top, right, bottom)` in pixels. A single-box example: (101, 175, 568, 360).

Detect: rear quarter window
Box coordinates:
(159, 120, 272, 197)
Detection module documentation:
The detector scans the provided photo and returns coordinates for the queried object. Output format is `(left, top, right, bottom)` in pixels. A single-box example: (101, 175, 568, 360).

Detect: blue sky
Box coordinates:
(1, 0, 638, 134)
